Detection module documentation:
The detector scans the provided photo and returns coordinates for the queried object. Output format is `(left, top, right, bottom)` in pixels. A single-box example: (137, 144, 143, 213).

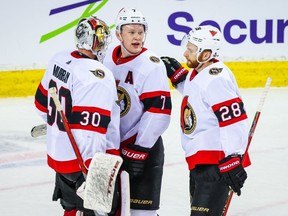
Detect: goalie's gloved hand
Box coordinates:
(218, 154, 247, 196)
(160, 56, 188, 86)
(121, 144, 150, 178)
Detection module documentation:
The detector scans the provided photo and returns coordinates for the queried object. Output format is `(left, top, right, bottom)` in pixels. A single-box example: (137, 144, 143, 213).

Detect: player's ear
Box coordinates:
(115, 31, 122, 42)
(200, 50, 212, 62)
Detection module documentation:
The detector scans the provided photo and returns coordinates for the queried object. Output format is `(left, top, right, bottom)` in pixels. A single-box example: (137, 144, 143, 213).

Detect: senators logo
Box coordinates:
(149, 56, 160, 63)
(90, 69, 105, 78)
(117, 86, 131, 117)
(209, 67, 223, 75)
(180, 96, 196, 134)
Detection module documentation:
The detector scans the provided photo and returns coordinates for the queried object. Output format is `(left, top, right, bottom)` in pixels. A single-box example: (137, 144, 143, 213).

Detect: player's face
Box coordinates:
(183, 42, 199, 69)
(119, 24, 145, 57)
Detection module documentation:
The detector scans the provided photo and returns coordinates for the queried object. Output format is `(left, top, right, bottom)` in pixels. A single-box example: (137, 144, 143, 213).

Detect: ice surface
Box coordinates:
(1, 88, 287, 216)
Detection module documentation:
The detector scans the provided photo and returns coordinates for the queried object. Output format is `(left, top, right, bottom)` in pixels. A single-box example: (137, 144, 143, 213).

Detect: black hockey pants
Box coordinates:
(189, 165, 230, 216)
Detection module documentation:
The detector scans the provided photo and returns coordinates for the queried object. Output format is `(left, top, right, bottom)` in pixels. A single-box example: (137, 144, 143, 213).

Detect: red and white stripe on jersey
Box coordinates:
(139, 91, 172, 115)
(34, 82, 48, 113)
(47, 155, 80, 174)
(212, 97, 247, 127)
(70, 106, 111, 134)
(186, 150, 225, 170)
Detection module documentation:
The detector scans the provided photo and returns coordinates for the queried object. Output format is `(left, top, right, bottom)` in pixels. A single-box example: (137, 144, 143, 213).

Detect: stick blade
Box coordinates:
(31, 124, 47, 137)
(84, 153, 123, 213)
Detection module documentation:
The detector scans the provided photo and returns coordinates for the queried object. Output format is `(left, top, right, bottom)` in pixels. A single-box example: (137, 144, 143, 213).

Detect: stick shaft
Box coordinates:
(49, 87, 87, 175)
(222, 77, 272, 216)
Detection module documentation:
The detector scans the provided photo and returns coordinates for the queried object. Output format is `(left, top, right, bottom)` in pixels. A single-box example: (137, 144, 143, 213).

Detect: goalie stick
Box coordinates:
(222, 77, 272, 216)
(49, 87, 88, 176)
(49, 87, 129, 216)
(31, 123, 46, 138)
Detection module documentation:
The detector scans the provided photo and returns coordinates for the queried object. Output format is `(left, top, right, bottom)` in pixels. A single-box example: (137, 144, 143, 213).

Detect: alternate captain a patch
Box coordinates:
(117, 86, 131, 117)
(90, 69, 105, 78)
(180, 96, 197, 134)
(209, 67, 223, 75)
(149, 56, 160, 63)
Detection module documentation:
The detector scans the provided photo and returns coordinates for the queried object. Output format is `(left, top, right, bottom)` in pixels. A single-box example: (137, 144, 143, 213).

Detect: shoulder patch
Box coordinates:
(149, 56, 160, 63)
(209, 67, 223, 75)
(90, 69, 105, 79)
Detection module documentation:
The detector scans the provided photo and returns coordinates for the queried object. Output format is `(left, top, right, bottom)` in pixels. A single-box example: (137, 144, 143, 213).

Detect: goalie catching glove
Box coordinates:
(218, 154, 247, 196)
(161, 56, 189, 86)
(121, 144, 150, 178)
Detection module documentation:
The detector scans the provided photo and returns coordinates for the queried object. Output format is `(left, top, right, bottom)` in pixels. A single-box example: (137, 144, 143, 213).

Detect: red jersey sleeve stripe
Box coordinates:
(34, 100, 48, 113)
(34, 83, 48, 113)
(40, 83, 47, 96)
(70, 106, 111, 134)
(72, 106, 111, 116)
(139, 91, 171, 100)
(106, 149, 121, 156)
(212, 97, 247, 127)
(70, 124, 108, 134)
(148, 107, 172, 115)
(139, 91, 172, 115)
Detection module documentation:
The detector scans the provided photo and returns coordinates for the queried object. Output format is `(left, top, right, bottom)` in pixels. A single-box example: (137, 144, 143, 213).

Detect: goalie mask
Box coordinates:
(75, 16, 111, 60)
(115, 7, 148, 33)
(181, 25, 221, 60)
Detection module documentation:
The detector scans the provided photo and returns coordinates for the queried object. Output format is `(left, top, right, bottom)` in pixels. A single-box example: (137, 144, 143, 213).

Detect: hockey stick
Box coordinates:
(222, 77, 272, 216)
(31, 124, 46, 138)
(49, 87, 88, 176)
(49, 87, 124, 216)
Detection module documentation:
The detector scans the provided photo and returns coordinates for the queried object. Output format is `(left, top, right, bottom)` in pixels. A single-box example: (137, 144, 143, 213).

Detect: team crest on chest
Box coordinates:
(149, 56, 160, 63)
(209, 67, 223, 75)
(181, 96, 196, 134)
(117, 86, 131, 117)
(90, 69, 105, 78)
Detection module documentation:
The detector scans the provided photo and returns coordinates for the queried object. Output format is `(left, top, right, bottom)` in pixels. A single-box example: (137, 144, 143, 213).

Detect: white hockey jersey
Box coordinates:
(103, 46, 172, 148)
(34, 50, 120, 174)
(177, 60, 250, 170)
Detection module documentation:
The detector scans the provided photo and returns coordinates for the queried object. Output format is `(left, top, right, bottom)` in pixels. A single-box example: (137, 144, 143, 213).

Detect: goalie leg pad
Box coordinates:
(84, 153, 123, 213)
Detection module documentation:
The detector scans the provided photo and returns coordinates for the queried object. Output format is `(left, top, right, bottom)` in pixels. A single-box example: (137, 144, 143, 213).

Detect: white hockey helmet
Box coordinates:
(115, 7, 148, 33)
(181, 25, 221, 59)
(75, 16, 111, 55)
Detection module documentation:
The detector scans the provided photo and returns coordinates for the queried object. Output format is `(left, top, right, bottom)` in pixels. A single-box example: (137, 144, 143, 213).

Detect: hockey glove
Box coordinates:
(121, 144, 150, 178)
(218, 155, 247, 196)
(160, 56, 189, 86)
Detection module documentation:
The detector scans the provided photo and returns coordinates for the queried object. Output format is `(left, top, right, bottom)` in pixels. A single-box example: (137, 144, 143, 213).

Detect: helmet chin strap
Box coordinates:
(195, 52, 212, 71)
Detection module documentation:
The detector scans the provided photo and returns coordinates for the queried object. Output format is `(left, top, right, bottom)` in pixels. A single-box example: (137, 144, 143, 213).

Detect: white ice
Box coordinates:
(1, 88, 288, 216)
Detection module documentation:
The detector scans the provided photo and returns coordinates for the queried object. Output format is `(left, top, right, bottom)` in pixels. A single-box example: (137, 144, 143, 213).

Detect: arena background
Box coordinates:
(1, 0, 287, 97)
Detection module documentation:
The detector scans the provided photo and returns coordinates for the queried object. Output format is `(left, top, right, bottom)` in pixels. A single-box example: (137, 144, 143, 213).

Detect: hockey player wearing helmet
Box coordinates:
(34, 16, 121, 216)
(103, 7, 172, 216)
(161, 26, 250, 215)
